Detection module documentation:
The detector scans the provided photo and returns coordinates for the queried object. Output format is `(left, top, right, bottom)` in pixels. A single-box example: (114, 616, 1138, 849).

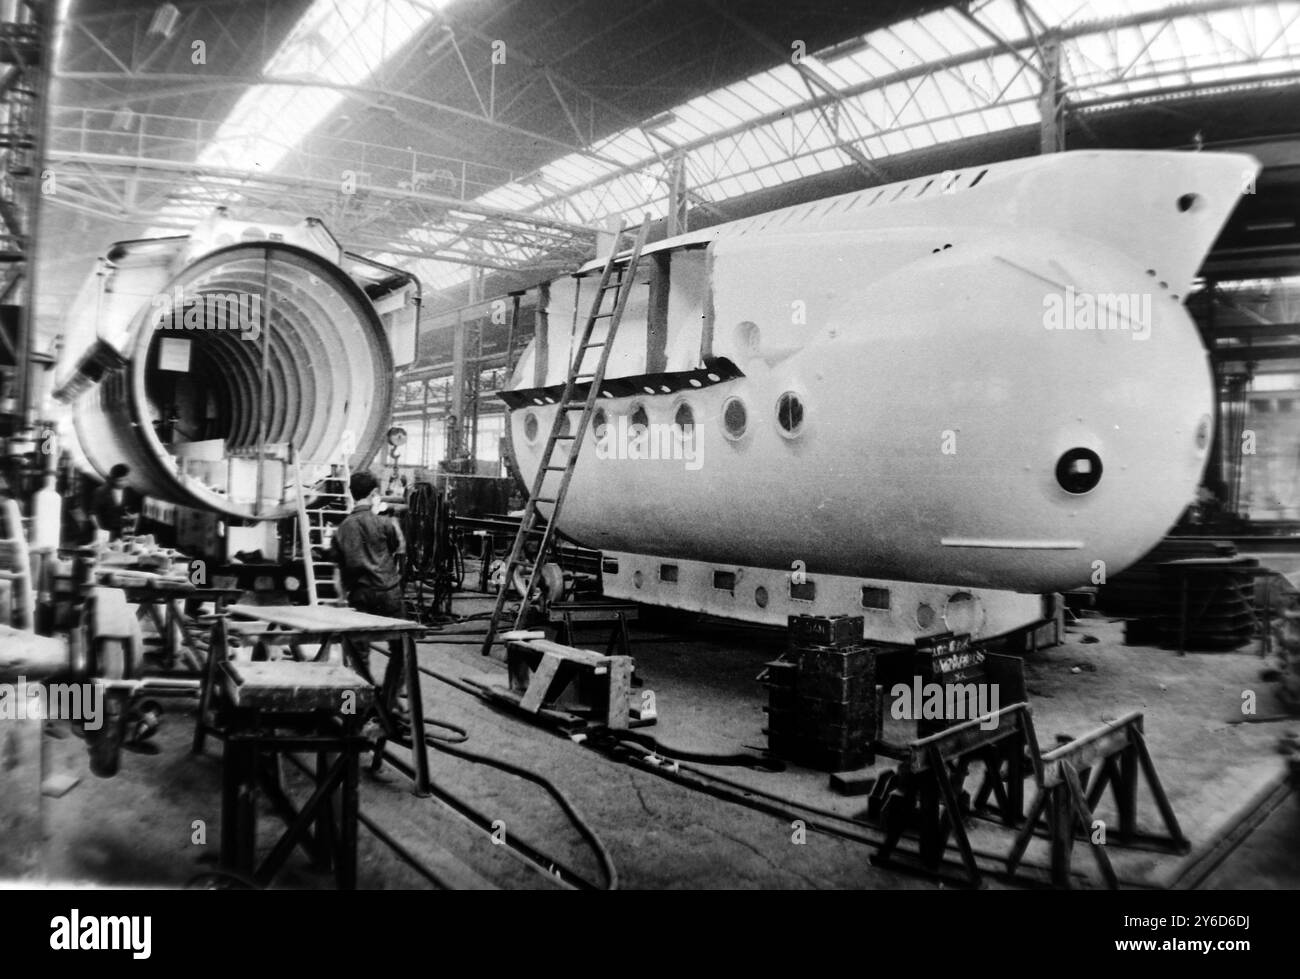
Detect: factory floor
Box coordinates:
(25, 596, 1300, 890)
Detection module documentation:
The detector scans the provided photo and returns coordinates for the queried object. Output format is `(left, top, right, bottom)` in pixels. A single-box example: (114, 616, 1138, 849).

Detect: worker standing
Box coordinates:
(330, 471, 408, 716)
(90, 464, 137, 542)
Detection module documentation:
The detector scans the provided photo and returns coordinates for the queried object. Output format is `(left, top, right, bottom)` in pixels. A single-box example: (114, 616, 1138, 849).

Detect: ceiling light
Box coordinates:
(148, 3, 181, 39)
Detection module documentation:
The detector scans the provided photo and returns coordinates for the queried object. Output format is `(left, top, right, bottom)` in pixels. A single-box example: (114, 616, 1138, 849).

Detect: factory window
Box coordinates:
(1250, 399, 1271, 414)
(523, 412, 539, 442)
(722, 397, 747, 440)
(789, 579, 816, 602)
(659, 563, 678, 583)
(776, 391, 804, 437)
(1280, 400, 1295, 414)
(861, 586, 890, 611)
(602, 558, 619, 575)
(713, 570, 736, 592)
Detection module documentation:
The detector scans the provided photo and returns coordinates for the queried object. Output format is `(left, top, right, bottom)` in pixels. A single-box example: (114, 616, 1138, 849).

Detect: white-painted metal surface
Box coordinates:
(506, 150, 1256, 638)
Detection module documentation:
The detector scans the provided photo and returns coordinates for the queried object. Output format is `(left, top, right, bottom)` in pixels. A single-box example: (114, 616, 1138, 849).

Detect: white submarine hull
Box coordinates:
(504, 150, 1254, 642)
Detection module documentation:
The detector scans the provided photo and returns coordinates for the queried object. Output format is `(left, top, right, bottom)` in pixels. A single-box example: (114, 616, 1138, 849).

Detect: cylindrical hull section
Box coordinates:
(62, 242, 393, 520)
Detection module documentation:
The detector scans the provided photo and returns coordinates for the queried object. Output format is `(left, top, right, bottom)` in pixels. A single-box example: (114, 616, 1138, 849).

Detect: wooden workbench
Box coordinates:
(216, 659, 375, 889)
(196, 603, 434, 796)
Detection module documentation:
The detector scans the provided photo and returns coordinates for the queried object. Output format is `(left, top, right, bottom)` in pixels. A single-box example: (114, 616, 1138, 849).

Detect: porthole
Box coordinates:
(943, 592, 983, 634)
(1056, 447, 1103, 495)
(631, 403, 649, 434)
(1177, 193, 1201, 213)
(776, 391, 804, 437)
(523, 412, 539, 442)
(674, 401, 695, 434)
(592, 408, 609, 443)
(632, 570, 644, 589)
(755, 586, 769, 608)
(722, 397, 748, 440)
(916, 603, 936, 629)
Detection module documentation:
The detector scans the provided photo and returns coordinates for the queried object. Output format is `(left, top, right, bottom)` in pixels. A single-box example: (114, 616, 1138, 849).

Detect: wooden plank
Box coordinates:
(546, 603, 640, 623)
(1040, 712, 1143, 787)
(225, 603, 426, 634)
(510, 637, 609, 668)
(222, 661, 374, 712)
(519, 651, 564, 713)
(605, 655, 632, 730)
(907, 703, 1029, 772)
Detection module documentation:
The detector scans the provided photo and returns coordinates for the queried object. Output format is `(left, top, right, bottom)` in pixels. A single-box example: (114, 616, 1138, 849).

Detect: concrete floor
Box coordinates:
(16, 595, 1300, 890)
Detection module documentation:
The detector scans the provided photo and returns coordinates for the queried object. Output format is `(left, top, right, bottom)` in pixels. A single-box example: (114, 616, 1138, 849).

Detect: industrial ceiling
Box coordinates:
(39, 0, 1300, 341)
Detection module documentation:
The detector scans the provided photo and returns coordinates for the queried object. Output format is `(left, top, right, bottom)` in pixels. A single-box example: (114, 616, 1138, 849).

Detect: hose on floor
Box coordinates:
(373, 650, 619, 891)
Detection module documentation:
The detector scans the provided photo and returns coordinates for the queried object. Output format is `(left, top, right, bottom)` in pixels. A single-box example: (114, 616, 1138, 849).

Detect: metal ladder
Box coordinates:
(480, 215, 652, 656)
(291, 448, 353, 606)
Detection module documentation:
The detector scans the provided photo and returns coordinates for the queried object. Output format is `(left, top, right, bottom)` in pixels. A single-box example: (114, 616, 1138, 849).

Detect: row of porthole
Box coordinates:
(626, 566, 971, 628)
(521, 390, 807, 443)
(602, 557, 976, 629)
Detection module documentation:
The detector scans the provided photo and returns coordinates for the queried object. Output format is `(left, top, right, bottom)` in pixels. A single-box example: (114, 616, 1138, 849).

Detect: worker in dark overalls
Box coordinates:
(90, 464, 137, 541)
(330, 471, 407, 718)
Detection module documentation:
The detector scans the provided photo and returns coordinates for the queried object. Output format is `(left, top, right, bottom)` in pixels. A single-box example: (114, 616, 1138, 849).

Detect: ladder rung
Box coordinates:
(543, 465, 568, 472)
(533, 497, 557, 504)
(582, 340, 606, 348)
(552, 434, 577, 440)
(592, 313, 613, 319)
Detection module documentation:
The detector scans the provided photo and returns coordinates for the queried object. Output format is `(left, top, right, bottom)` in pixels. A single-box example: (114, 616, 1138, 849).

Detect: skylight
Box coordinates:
(147, 0, 445, 234)
(405, 0, 1300, 293)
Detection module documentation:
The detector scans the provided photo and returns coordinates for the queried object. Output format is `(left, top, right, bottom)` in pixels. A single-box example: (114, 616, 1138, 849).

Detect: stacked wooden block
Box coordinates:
(761, 614, 876, 772)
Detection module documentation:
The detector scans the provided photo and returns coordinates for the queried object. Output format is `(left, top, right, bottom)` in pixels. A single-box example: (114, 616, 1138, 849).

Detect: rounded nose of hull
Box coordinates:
(823, 231, 1213, 592)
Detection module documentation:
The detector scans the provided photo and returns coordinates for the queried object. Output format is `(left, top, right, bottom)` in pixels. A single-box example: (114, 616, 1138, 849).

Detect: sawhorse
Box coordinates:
(506, 637, 635, 729)
(194, 605, 434, 797)
(123, 585, 241, 672)
(215, 659, 373, 889)
(873, 702, 1038, 887)
(1007, 710, 1188, 888)
(548, 600, 636, 659)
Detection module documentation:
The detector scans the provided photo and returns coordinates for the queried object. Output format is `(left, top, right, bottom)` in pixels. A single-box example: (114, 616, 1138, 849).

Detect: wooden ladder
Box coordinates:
(480, 215, 652, 656)
(291, 448, 353, 606)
